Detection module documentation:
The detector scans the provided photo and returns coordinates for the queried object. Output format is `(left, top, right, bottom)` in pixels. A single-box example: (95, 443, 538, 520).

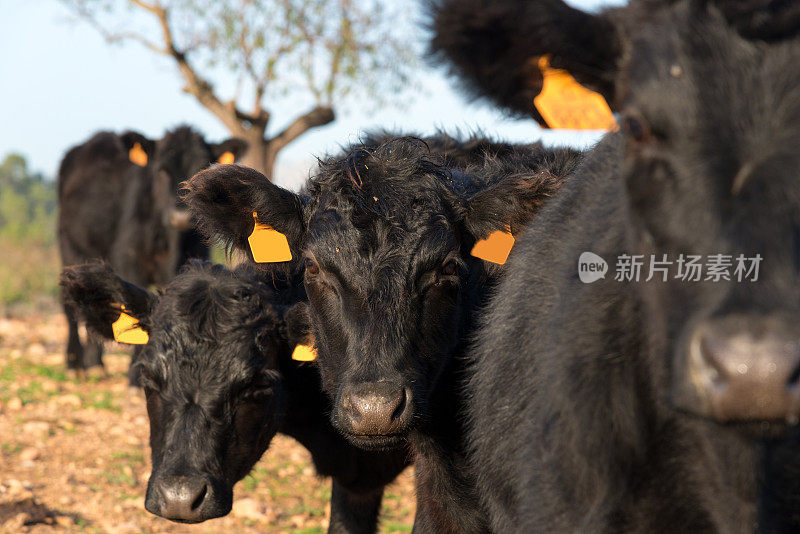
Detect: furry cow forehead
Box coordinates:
(620, 4, 800, 157)
(307, 139, 467, 218)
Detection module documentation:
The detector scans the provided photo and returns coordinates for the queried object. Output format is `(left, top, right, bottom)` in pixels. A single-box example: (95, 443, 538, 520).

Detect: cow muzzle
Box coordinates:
(145, 474, 229, 523)
(674, 315, 800, 424)
(336, 381, 413, 447)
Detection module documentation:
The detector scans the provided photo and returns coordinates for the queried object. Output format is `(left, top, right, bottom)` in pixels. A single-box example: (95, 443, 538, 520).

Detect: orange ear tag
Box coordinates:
(128, 142, 148, 167)
(471, 230, 516, 265)
(217, 151, 235, 164)
(112, 308, 149, 345)
(248, 212, 293, 263)
(292, 344, 317, 362)
(533, 56, 617, 131)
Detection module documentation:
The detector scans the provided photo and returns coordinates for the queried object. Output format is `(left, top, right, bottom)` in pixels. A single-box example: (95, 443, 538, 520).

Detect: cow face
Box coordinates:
(60, 262, 289, 522)
(152, 126, 248, 231)
(184, 138, 561, 450)
(611, 4, 800, 429)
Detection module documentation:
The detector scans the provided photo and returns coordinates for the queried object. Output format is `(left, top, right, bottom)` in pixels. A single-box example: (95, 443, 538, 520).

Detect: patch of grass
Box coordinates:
(0, 238, 59, 308)
(17, 380, 44, 405)
(110, 450, 144, 463)
(1, 442, 23, 453)
(101, 470, 136, 487)
(291, 528, 323, 534)
(382, 522, 413, 533)
(242, 475, 259, 492)
(84, 391, 120, 412)
(287, 502, 325, 517)
(32, 364, 68, 382)
(0, 362, 17, 383)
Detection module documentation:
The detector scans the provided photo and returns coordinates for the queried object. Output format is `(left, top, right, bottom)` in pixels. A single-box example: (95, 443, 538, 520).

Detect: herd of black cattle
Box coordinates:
(50, 0, 800, 532)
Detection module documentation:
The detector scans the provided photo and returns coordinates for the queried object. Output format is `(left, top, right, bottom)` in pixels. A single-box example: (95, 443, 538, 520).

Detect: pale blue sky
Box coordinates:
(0, 0, 623, 190)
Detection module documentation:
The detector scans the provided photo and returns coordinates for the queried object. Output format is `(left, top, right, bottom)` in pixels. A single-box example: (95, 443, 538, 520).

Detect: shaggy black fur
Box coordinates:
(57, 126, 247, 379)
(428, 0, 800, 121)
(466, 3, 800, 532)
(60, 261, 409, 532)
(183, 133, 582, 533)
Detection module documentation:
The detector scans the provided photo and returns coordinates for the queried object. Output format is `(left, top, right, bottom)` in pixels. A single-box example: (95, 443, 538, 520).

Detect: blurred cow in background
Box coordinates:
(57, 126, 247, 381)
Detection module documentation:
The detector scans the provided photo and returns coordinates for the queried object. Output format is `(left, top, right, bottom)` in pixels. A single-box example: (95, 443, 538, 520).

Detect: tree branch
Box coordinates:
(268, 106, 335, 153)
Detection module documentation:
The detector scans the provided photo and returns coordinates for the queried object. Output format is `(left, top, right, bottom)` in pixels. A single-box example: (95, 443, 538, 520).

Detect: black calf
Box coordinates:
(60, 261, 408, 532)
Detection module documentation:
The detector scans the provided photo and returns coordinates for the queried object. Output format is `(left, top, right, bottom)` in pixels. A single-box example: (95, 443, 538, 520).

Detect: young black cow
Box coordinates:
(464, 2, 800, 532)
(184, 135, 581, 532)
(60, 261, 409, 532)
(58, 126, 246, 378)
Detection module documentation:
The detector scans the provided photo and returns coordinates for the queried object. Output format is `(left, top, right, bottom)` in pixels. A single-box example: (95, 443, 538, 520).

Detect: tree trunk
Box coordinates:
(233, 106, 335, 180)
(238, 132, 273, 178)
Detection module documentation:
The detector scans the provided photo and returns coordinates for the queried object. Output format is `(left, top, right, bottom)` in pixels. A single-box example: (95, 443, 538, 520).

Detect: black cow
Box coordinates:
(428, 0, 800, 123)
(60, 260, 409, 532)
(463, 2, 800, 532)
(183, 135, 581, 532)
(57, 126, 246, 379)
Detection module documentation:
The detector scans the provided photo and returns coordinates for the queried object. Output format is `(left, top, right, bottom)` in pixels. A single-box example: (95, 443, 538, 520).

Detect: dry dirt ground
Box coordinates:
(0, 313, 416, 533)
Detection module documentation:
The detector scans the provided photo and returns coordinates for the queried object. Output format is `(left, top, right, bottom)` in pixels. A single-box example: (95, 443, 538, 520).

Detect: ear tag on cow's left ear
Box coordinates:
(217, 151, 235, 164)
(112, 307, 149, 345)
(128, 142, 148, 167)
(533, 56, 617, 131)
(248, 212, 293, 263)
(292, 343, 317, 362)
(471, 229, 516, 265)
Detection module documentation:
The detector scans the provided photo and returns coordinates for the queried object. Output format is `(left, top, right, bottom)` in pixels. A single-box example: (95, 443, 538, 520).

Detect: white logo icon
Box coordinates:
(578, 252, 608, 283)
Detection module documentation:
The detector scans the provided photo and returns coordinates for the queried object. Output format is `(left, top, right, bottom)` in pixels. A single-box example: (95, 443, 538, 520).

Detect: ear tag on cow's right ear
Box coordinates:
(248, 212, 293, 263)
(471, 229, 516, 265)
(292, 344, 317, 362)
(128, 142, 148, 167)
(112, 307, 149, 345)
(217, 151, 235, 164)
(533, 56, 617, 131)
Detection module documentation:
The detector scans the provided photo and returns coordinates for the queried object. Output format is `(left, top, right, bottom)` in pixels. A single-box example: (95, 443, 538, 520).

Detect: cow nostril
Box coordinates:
(698, 335, 727, 387)
(391, 388, 407, 422)
(787, 362, 800, 387)
(191, 483, 208, 512)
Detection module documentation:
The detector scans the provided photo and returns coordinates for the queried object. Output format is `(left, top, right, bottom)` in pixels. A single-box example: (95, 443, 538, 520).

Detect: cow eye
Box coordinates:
(138, 368, 157, 391)
(441, 260, 458, 277)
(621, 112, 651, 144)
(304, 257, 320, 276)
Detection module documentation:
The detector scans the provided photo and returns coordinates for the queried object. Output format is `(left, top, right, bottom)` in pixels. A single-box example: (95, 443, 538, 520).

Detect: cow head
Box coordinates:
(184, 137, 563, 449)
(145, 126, 248, 281)
(60, 261, 294, 522)
(615, 4, 800, 432)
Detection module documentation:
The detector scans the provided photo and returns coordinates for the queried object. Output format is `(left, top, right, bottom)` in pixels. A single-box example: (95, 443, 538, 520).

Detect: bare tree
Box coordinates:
(64, 0, 417, 177)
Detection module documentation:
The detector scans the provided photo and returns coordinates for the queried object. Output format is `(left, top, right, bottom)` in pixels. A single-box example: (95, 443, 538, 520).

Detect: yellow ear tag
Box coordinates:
(292, 343, 317, 362)
(112, 309, 149, 345)
(471, 230, 516, 265)
(128, 142, 148, 167)
(248, 212, 293, 263)
(533, 56, 617, 131)
(217, 151, 235, 164)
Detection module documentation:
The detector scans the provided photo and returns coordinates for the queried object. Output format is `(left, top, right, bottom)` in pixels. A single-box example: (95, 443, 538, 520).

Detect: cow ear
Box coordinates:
(183, 164, 306, 263)
(211, 138, 249, 165)
(60, 262, 155, 343)
(120, 131, 155, 167)
(429, 0, 622, 124)
(464, 169, 563, 265)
